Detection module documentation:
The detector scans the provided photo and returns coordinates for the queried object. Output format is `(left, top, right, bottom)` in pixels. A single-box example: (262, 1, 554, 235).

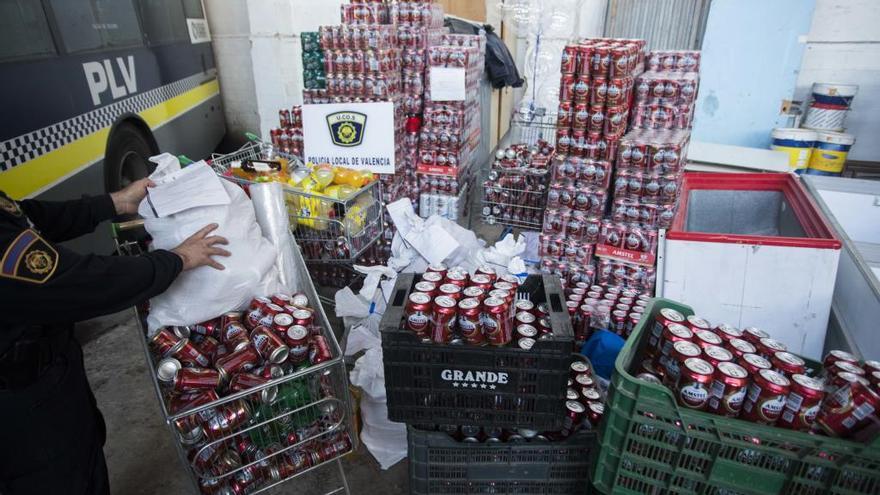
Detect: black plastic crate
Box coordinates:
(408, 426, 594, 495)
(382, 273, 572, 430)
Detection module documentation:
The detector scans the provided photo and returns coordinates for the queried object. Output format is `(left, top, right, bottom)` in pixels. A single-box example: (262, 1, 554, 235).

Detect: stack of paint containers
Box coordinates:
(772, 82, 858, 176)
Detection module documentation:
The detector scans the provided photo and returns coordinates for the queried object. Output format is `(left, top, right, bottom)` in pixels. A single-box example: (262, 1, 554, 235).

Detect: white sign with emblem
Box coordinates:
(302, 101, 395, 174)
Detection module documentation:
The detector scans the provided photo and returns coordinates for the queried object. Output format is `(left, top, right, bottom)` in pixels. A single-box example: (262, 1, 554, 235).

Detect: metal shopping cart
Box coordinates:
(210, 135, 383, 264)
(481, 109, 557, 231)
(113, 218, 356, 495)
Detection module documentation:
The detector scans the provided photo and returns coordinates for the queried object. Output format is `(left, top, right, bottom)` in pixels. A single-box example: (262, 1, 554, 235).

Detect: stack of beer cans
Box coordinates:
(539, 37, 646, 293)
(416, 33, 486, 221)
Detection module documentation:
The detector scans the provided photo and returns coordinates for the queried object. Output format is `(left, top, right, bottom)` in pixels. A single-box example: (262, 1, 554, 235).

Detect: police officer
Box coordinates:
(0, 179, 230, 495)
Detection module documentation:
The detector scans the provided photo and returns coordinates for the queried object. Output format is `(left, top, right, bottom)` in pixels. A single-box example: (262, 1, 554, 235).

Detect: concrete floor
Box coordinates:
(77, 311, 409, 495)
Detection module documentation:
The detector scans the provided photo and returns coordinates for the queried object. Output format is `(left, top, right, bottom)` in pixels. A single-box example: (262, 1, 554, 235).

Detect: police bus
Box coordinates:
(0, 0, 225, 252)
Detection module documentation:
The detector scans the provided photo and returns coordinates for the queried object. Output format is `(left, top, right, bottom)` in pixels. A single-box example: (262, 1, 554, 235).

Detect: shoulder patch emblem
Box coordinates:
(0, 196, 22, 217)
(0, 230, 58, 284)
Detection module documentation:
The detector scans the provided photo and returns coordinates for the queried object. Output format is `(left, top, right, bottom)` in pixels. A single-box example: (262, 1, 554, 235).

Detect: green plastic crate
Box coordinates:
(592, 298, 880, 495)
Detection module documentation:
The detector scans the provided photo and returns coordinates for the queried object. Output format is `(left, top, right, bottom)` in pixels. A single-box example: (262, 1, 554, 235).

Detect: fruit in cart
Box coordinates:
(311, 164, 335, 189)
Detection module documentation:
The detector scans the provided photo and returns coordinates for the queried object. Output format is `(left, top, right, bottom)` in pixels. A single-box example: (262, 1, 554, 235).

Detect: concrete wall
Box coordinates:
(204, 0, 342, 139)
(795, 0, 880, 161)
(691, 0, 816, 149)
(204, 0, 259, 137)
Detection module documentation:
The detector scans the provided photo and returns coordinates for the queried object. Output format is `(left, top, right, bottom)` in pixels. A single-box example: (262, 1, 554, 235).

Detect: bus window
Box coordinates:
(138, 0, 188, 45)
(48, 0, 143, 53)
(0, 0, 56, 62)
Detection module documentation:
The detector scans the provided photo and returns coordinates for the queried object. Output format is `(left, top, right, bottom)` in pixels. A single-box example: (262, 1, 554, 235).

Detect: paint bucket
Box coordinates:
(805, 131, 855, 176)
(802, 82, 858, 132)
(770, 128, 817, 173)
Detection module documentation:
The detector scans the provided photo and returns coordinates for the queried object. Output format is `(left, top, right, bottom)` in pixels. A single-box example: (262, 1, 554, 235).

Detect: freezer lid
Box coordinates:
(667, 172, 841, 249)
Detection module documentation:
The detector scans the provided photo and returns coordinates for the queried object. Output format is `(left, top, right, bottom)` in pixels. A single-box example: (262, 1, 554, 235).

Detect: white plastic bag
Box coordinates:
(350, 347, 407, 469)
(140, 156, 279, 333)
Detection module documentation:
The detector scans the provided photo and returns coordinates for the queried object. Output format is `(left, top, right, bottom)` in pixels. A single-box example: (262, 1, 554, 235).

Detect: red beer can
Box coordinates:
(251, 325, 290, 364)
(431, 295, 458, 344)
(778, 374, 825, 432)
(438, 283, 462, 302)
(221, 322, 251, 352)
(826, 367, 868, 399)
(462, 286, 485, 302)
(421, 271, 444, 285)
(816, 379, 880, 438)
(414, 281, 437, 299)
(309, 335, 333, 364)
(215, 345, 260, 382)
(457, 297, 484, 345)
(740, 369, 790, 425)
(726, 338, 757, 359)
(685, 315, 711, 333)
(657, 322, 693, 369)
(707, 361, 749, 417)
(693, 329, 723, 352)
(285, 325, 310, 364)
(150, 327, 180, 357)
(822, 349, 859, 374)
(756, 337, 787, 359)
(228, 372, 277, 404)
(573, 75, 591, 103)
(560, 45, 577, 74)
(713, 323, 743, 345)
(174, 367, 221, 392)
(590, 78, 607, 106)
(572, 103, 589, 130)
(173, 338, 212, 368)
(741, 326, 770, 346)
(562, 400, 585, 435)
(203, 400, 252, 440)
(405, 292, 432, 338)
(662, 340, 702, 387)
(771, 351, 807, 377)
(272, 313, 294, 335)
(482, 297, 511, 346)
(703, 345, 734, 369)
(576, 45, 593, 75)
(649, 307, 686, 357)
(676, 357, 715, 411)
(559, 74, 576, 102)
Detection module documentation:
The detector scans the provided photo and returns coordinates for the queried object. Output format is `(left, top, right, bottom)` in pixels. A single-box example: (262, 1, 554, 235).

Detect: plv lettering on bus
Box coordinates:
(82, 56, 138, 106)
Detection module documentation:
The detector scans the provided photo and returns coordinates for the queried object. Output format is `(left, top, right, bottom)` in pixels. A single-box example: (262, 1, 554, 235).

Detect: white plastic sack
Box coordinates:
(141, 155, 279, 333)
(350, 347, 407, 469)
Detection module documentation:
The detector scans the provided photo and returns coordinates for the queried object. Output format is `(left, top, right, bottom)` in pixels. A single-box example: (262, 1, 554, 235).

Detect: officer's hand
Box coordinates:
(111, 177, 154, 215)
(171, 223, 231, 271)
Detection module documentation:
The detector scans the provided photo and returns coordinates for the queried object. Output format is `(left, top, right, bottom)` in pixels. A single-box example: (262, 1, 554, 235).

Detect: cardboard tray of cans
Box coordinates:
(407, 425, 594, 495)
(380, 272, 574, 431)
(118, 226, 358, 495)
(592, 298, 880, 495)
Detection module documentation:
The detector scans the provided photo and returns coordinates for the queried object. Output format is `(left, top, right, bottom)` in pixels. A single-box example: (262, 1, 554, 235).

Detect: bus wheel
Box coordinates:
(105, 123, 155, 193)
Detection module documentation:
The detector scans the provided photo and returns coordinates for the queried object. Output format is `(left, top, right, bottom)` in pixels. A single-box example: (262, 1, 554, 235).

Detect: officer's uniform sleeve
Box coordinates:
(19, 194, 117, 243)
(0, 225, 182, 325)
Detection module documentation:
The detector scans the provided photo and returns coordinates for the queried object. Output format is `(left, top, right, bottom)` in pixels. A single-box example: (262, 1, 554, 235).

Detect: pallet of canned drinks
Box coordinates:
(380, 266, 574, 430)
(592, 297, 880, 495)
(114, 223, 357, 495)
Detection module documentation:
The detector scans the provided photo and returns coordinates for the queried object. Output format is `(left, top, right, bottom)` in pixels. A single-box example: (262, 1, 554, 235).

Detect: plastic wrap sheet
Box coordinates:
(250, 182, 301, 292)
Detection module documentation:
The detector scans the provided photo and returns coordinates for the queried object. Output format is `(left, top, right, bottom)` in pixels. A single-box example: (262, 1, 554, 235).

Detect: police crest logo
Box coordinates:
(1, 229, 58, 283)
(325, 111, 367, 147)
